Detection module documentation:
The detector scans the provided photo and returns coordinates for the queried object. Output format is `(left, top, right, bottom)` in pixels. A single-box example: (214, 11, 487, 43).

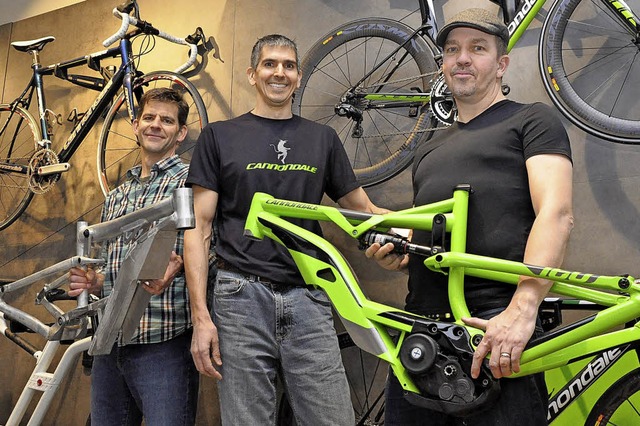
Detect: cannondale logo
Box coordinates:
(270, 139, 291, 164)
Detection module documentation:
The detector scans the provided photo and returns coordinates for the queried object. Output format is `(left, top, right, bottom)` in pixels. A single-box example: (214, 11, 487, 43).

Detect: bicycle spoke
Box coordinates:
(316, 52, 354, 91)
(599, 54, 639, 117)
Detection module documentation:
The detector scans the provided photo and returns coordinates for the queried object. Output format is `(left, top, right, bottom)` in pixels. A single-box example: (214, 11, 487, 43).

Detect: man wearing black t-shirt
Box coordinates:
(184, 34, 384, 425)
(366, 8, 574, 425)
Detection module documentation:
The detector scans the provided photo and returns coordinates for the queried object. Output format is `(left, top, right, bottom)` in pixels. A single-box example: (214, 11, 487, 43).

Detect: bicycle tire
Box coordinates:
(0, 104, 40, 230)
(277, 331, 387, 425)
(584, 368, 640, 425)
(293, 18, 440, 187)
(539, 0, 640, 143)
(97, 71, 208, 196)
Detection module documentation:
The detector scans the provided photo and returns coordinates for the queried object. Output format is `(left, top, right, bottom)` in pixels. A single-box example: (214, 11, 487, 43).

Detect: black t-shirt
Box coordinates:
(408, 100, 572, 315)
(186, 112, 360, 285)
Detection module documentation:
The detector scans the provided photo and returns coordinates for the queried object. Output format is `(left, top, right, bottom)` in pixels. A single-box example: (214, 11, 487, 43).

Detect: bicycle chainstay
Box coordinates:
(397, 317, 500, 417)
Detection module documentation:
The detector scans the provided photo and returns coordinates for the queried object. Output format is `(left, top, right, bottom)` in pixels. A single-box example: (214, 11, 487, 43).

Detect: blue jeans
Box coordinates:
(385, 311, 547, 426)
(90, 330, 199, 426)
(213, 270, 354, 426)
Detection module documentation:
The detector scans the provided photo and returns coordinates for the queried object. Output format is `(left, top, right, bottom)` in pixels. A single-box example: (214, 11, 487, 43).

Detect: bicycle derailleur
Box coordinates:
(335, 90, 365, 138)
(398, 320, 500, 417)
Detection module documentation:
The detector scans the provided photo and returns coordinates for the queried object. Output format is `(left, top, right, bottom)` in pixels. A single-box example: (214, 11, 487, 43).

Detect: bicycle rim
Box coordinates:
(0, 105, 39, 230)
(97, 71, 208, 196)
(293, 18, 440, 187)
(539, 0, 640, 143)
(585, 368, 640, 425)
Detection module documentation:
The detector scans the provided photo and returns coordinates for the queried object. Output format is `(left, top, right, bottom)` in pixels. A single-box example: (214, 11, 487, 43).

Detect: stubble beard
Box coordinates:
(450, 81, 476, 99)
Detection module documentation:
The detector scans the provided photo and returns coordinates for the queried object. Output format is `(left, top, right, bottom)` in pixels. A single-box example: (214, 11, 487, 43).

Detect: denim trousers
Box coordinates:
(213, 270, 354, 426)
(385, 310, 548, 426)
(90, 330, 199, 426)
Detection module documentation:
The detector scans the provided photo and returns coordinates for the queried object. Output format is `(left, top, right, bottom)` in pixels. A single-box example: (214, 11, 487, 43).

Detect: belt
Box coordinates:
(215, 258, 273, 284)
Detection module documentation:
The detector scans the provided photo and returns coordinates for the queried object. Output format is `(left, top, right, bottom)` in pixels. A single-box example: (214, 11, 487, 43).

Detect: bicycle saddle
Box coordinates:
(11, 36, 56, 52)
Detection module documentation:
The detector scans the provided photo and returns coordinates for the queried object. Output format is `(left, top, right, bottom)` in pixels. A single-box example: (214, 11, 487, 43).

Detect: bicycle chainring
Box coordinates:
(429, 74, 457, 125)
(28, 148, 60, 194)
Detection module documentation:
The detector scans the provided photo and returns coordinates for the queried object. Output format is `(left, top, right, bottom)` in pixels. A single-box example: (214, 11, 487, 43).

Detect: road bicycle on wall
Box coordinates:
(247, 187, 640, 425)
(294, 0, 640, 187)
(0, 0, 215, 231)
(0, 187, 194, 426)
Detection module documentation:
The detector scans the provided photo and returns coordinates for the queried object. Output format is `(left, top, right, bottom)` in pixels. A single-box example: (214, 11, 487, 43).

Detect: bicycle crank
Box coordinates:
(28, 148, 67, 194)
(37, 163, 70, 176)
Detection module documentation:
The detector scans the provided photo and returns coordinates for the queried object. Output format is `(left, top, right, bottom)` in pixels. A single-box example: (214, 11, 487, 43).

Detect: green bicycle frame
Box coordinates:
(244, 185, 640, 398)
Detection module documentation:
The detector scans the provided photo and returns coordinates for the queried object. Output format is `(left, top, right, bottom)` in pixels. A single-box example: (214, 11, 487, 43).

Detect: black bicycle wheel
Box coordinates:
(0, 104, 40, 230)
(97, 71, 208, 195)
(277, 332, 387, 425)
(585, 368, 640, 425)
(293, 18, 441, 187)
(539, 0, 640, 143)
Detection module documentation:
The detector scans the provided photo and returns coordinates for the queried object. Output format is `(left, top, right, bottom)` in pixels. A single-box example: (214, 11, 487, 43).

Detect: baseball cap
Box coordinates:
(436, 8, 509, 48)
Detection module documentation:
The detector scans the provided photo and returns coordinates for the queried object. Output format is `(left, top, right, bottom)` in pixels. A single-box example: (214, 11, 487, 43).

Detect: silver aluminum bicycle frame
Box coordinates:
(1, 187, 194, 426)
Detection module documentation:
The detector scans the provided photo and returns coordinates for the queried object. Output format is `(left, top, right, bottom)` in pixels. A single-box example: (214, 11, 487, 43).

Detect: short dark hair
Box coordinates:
(136, 87, 189, 127)
(250, 34, 300, 70)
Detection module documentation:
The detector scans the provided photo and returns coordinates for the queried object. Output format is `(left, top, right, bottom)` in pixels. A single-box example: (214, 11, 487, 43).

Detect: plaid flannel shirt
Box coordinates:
(101, 155, 190, 344)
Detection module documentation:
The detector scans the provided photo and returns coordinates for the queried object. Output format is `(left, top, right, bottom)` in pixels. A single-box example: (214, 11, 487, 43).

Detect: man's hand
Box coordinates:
(190, 316, 223, 380)
(463, 307, 536, 379)
(364, 242, 409, 273)
(140, 251, 183, 295)
(68, 266, 104, 297)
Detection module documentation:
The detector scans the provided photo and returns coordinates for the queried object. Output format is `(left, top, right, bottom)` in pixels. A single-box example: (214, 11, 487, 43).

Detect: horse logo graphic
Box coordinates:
(270, 139, 291, 164)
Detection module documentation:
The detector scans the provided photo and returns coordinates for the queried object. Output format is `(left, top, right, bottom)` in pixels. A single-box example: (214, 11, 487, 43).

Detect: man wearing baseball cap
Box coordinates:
(365, 7, 573, 425)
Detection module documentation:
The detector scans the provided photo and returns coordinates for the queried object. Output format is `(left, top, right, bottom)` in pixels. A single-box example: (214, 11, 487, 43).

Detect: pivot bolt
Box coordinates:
(410, 347, 423, 360)
(472, 334, 483, 346)
(619, 277, 630, 289)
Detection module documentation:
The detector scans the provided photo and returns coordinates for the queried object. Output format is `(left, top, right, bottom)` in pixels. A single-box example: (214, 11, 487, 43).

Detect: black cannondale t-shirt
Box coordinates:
(408, 100, 572, 316)
(186, 112, 359, 285)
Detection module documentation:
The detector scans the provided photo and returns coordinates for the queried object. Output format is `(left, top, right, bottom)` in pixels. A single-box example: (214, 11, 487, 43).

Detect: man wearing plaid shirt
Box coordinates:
(69, 88, 199, 425)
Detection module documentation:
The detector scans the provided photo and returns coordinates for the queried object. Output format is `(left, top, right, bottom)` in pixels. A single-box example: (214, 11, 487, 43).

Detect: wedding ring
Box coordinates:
(500, 352, 511, 358)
